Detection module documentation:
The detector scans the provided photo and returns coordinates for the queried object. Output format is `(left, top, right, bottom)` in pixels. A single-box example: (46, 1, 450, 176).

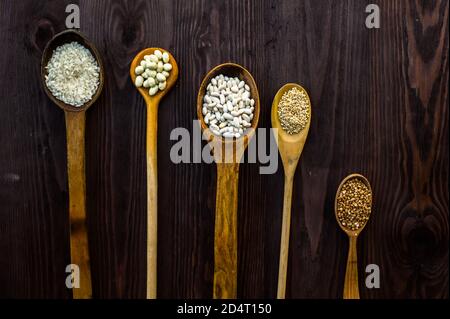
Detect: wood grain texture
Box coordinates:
(213, 163, 240, 299)
(65, 111, 92, 299)
(343, 236, 359, 299)
(0, 0, 448, 298)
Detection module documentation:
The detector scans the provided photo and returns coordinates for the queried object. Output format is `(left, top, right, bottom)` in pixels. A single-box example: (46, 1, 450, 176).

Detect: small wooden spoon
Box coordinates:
(271, 83, 311, 299)
(41, 30, 105, 299)
(197, 63, 260, 299)
(334, 174, 373, 299)
(130, 48, 178, 299)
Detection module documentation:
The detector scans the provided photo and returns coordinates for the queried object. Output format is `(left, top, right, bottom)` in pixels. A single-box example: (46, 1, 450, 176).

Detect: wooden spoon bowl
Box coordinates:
(197, 63, 260, 155)
(334, 173, 373, 299)
(41, 29, 104, 112)
(41, 30, 105, 299)
(197, 63, 260, 298)
(271, 83, 311, 174)
(130, 48, 179, 104)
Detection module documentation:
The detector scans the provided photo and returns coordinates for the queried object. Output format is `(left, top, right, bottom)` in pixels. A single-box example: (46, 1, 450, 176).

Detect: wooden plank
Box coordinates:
(0, 0, 447, 298)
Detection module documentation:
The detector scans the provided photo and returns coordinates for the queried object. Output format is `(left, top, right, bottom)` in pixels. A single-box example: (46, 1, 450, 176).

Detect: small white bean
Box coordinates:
(149, 86, 159, 96)
(163, 63, 172, 71)
(143, 79, 151, 88)
(148, 77, 156, 86)
(223, 132, 235, 138)
(157, 61, 164, 72)
(158, 81, 167, 90)
(135, 76, 144, 87)
(223, 113, 234, 121)
(147, 62, 157, 70)
(162, 52, 170, 63)
(156, 73, 166, 82)
(202, 107, 208, 115)
(242, 114, 250, 122)
(154, 50, 163, 59)
(162, 71, 170, 78)
(135, 66, 144, 75)
(149, 55, 158, 63)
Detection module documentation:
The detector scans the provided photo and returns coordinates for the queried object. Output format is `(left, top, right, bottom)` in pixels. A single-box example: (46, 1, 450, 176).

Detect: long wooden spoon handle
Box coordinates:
(65, 111, 92, 299)
(213, 162, 240, 299)
(343, 236, 359, 299)
(145, 99, 159, 299)
(277, 174, 294, 299)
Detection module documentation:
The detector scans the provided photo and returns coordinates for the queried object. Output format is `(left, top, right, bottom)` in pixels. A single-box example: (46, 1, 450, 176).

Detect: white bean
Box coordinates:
(135, 76, 144, 87)
(148, 77, 156, 86)
(156, 73, 166, 82)
(158, 81, 166, 90)
(162, 52, 170, 63)
(154, 50, 163, 59)
(223, 132, 235, 138)
(149, 86, 159, 96)
(157, 61, 164, 72)
(143, 79, 151, 88)
(223, 113, 234, 121)
(149, 55, 158, 63)
(163, 63, 172, 71)
(135, 66, 144, 75)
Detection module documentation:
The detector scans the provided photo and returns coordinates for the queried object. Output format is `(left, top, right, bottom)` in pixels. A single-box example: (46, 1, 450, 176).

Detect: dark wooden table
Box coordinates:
(0, 0, 448, 299)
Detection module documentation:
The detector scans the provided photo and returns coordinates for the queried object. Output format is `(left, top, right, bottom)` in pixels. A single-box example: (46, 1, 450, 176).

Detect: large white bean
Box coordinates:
(135, 66, 144, 75)
(135, 76, 144, 87)
(162, 52, 170, 63)
(154, 50, 163, 59)
(149, 86, 159, 96)
(156, 73, 166, 82)
(158, 81, 167, 90)
(163, 63, 172, 71)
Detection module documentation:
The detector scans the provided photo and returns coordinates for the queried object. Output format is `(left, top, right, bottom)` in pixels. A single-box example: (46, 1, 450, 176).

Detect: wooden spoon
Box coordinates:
(130, 48, 179, 299)
(197, 63, 260, 299)
(271, 83, 311, 299)
(334, 173, 372, 299)
(41, 30, 105, 299)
